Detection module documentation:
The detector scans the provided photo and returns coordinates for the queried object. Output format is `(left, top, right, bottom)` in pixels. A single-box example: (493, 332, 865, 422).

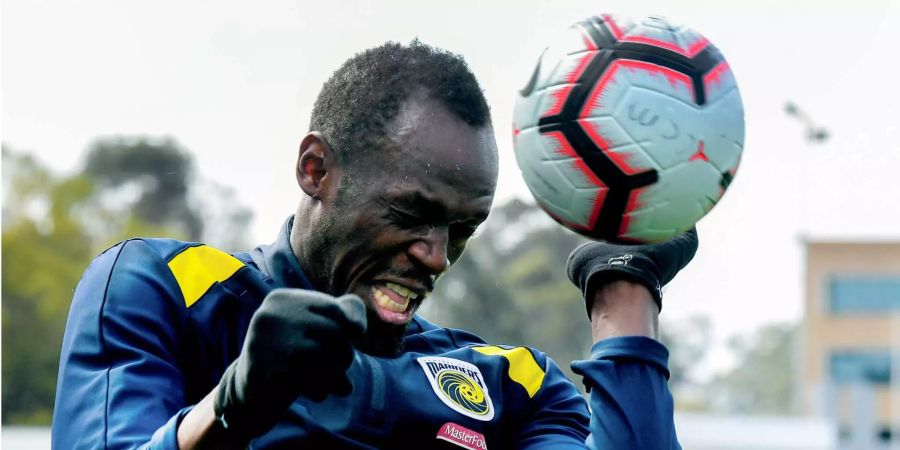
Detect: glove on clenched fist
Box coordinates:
(215, 288, 367, 440)
(566, 228, 698, 315)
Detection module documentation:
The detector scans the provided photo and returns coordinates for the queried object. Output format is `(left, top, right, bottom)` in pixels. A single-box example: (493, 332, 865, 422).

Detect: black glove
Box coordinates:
(214, 288, 367, 440)
(566, 228, 698, 315)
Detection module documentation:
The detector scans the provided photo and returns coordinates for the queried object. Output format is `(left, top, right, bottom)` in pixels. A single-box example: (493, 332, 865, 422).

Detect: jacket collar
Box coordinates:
(250, 216, 314, 290)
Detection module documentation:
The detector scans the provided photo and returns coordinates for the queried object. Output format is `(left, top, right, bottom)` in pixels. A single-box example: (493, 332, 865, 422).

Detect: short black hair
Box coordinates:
(309, 40, 491, 168)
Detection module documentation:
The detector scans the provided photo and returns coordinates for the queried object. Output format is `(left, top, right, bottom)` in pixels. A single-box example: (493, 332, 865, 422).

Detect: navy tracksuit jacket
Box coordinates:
(52, 218, 679, 449)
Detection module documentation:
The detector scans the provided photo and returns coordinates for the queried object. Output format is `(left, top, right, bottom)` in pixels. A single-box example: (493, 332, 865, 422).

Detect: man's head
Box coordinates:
(291, 41, 499, 357)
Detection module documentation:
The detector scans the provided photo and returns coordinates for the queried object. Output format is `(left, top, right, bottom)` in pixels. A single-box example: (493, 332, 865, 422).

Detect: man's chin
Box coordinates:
(357, 310, 408, 357)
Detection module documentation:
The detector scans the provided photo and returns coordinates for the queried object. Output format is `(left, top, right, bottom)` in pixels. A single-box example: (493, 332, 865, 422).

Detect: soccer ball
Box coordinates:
(513, 14, 744, 243)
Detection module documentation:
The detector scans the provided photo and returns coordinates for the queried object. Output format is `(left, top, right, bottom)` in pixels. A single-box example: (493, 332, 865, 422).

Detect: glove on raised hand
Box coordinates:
(214, 288, 367, 440)
(566, 228, 698, 315)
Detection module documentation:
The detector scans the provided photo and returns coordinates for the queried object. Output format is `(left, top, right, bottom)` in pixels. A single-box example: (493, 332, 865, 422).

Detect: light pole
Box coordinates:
(785, 102, 830, 145)
(785, 101, 843, 447)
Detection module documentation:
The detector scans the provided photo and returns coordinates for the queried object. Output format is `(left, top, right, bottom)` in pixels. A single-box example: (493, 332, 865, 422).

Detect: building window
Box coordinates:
(830, 350, 891, 385)
(829, 276, 900, 314)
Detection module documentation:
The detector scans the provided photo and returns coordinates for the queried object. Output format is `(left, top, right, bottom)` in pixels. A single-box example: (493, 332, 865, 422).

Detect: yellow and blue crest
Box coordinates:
(418, 356, 495, 421)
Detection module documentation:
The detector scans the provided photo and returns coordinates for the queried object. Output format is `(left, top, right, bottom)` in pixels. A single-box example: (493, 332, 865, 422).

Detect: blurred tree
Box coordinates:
(2, 148, 96, 424)
(190, 179, 254, 252)
(660, 315, 713, 387)
(82, 136, 202, 242)
(708, 322, 800, 415)
(660, 315, 714, 411)
(2, 138, 254, 424)
(68, 136, 252, 251)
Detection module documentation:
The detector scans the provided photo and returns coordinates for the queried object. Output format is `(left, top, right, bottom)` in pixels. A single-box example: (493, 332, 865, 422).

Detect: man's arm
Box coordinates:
(570, 280, 679, 450)
(509, 283, 671, 450)
(53, 240, 193, 450)
(588, 280, 658, 341)
(567, 229, 697, 450)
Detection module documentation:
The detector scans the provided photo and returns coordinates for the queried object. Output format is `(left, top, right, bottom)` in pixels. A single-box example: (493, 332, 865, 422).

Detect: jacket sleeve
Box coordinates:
(570, 336, 681, 450)
(52, 239, 192, 450)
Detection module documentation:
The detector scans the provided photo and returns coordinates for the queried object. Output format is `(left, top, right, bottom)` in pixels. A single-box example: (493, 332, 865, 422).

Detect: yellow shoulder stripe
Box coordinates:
(167, 245, 245, 307)
(473, 346, 545, 398)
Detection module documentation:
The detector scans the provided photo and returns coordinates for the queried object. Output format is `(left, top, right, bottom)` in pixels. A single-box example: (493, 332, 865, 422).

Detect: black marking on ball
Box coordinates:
(720, 171, 734, 190)
(575, 16, 727, 107)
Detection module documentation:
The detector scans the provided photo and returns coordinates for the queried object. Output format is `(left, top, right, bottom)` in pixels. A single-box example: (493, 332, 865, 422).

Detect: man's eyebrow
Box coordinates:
(387, 190, 493, 225)
(390, 192, 446, 215)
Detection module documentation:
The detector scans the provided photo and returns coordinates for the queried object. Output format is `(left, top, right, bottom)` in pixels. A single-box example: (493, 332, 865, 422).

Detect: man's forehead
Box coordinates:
(384, 95, 499, 185)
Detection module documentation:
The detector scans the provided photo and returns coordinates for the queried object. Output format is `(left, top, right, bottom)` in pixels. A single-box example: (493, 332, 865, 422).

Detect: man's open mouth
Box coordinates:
(370, 281, 425, 325)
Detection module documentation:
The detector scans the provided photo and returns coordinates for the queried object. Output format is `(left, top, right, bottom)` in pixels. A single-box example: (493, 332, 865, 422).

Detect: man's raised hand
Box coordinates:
(566, 229, 699, 316)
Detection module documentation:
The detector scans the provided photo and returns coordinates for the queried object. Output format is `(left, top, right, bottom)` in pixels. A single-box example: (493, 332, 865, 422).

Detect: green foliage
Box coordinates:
(1, 139, 253, 424)
(2, 148, 96, 424)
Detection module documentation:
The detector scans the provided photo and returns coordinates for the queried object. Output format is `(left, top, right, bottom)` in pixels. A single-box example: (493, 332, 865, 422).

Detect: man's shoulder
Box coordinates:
(98, 236, 250, 265)
(407, 317, 554, 370)
(82, 237, 261, 309)
(96, 236, 257, 277)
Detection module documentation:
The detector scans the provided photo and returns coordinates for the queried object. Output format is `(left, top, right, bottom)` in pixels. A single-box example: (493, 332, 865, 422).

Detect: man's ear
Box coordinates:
(296, 132, 338, 199)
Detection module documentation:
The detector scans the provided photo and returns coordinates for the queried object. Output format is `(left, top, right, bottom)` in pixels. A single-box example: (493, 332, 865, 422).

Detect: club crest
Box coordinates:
(417, 356, 494, 421)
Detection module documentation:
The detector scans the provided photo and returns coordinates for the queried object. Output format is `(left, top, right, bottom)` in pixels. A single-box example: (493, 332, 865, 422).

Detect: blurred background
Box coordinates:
(3, 0, 900, 448)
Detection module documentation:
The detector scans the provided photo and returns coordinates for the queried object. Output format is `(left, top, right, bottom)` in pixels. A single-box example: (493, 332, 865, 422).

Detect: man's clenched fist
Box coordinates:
(214, 289, 367, 440)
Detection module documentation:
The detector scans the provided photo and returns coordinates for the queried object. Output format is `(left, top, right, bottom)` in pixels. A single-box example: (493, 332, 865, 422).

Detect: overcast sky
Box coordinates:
(4, 0, 900, 372)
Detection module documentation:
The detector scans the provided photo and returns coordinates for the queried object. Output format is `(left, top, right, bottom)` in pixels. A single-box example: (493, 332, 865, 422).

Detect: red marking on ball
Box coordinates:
(566, 51, 595, 84)
(578, 119, 644, 176)
(580, 59, 694, 119)
(542, 51, 596, 118)
(542, 86, 574, 118)
(602, 14, 709, 58)
(703, 61, 731, 88)
(689, 140, 709, 162)
(545, 131, 609, 230)
(617, 187, 647, 239)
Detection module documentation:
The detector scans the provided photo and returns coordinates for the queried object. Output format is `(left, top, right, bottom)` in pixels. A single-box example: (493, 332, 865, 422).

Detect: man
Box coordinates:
(53, 41, 696, 449)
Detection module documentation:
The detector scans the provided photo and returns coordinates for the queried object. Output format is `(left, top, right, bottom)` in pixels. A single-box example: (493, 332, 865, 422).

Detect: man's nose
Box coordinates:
(407, 226, 450, 275)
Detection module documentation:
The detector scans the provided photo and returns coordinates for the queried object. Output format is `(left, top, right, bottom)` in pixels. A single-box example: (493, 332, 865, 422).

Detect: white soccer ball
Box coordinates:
(513, 14, 744, 243)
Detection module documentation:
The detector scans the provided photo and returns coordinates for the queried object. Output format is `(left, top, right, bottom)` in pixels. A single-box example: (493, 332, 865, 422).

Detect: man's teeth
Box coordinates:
(385, 282, 417, 300)
(373, 286, 409, 313)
